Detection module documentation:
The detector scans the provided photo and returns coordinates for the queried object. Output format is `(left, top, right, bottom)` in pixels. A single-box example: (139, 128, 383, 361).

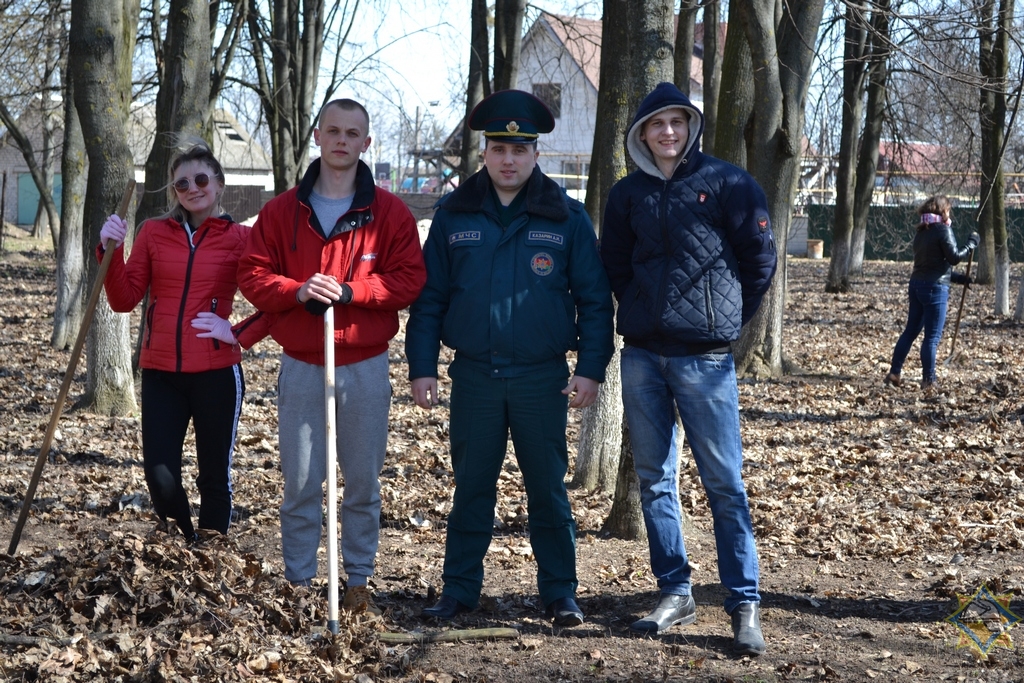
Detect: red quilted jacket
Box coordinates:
(238, 159, 426, 367)
(99, 215, 269, 373)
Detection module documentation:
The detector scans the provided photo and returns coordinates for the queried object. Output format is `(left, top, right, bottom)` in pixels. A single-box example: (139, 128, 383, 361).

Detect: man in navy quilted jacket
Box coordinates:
(601, 82, 777, 655)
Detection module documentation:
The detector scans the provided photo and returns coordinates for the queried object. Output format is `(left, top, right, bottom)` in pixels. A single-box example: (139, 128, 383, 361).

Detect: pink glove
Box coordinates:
(191, 312, 237, 344)
(100, 214, 128, 248)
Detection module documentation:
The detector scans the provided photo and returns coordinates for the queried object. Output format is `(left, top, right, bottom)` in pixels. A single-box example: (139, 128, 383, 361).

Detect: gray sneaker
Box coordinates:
(629, 593, 696, 634)
(731, 602, 765, 655)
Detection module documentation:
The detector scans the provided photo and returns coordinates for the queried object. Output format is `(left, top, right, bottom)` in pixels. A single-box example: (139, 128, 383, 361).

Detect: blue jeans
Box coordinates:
(620, 345, 760, 613)
(889, 280, 949, 384)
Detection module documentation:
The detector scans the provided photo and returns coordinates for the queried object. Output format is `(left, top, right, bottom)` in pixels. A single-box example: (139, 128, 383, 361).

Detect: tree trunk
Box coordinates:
(583, 0, 633, 229)
(247, 0, 325, 193)
(714, 0, 753, 165)
(493, 0, 525, 92)
(69, 0, 140, 416)
(52, 80, 88, 351)
(601, 422, 647, 541)
(826, 2, 868, 294)
(460, 0, 488, 181)
(850, 0, 890, 277)
(577, 0, 636, 498)
(977, 0, 1012, 312)
(1014, 274, 1024, 321)
(731, 0, 825, 379)
(572, 338, 623, 493)
(701, 1, 722, 154)
(673, 0, 698, 97)
(598, 0, 675, 539)
(136, 0, 213, 223)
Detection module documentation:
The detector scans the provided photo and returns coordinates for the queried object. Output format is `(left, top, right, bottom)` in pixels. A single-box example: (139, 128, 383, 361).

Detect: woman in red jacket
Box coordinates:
(99, 142, 268, 542)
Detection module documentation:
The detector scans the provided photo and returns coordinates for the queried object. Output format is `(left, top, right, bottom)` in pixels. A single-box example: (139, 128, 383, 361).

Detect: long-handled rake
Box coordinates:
(324, 305, 340, 634)
(7, 182, 136, 555)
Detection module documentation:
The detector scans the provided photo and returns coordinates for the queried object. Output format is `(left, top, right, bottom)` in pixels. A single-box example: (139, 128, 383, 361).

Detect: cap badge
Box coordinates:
(506, 121, 520, 133)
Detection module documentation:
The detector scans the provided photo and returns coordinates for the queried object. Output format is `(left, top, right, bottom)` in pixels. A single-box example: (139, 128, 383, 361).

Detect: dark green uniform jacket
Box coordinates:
(406, 166, 614, 382)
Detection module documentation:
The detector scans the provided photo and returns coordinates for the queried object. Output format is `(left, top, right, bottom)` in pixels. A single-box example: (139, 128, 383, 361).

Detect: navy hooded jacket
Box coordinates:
(600, 82, 777, 355)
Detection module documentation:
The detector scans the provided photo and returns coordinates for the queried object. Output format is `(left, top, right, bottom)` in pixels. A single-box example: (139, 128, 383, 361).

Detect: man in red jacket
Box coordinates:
(238, 99, 426, 615)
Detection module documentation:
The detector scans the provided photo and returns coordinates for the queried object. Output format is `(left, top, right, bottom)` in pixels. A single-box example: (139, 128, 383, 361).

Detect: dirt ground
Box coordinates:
(2, 226, 1023, 682)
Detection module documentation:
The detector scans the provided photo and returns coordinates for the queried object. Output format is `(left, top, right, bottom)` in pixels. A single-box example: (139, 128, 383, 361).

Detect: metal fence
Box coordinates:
(806, 205, 1024, 262)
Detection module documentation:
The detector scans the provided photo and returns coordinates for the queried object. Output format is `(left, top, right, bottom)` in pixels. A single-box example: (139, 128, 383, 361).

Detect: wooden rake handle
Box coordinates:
(7, 181, 136, 556)
(946, 248, 974, 361)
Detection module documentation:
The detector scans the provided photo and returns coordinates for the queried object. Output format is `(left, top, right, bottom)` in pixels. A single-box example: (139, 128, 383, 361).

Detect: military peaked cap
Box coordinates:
(468, 89, 555, 142)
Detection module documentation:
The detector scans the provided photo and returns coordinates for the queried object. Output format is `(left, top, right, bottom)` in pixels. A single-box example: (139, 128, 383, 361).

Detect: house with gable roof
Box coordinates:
(1, 104, 273, 228)
(516, 12, 716, 200)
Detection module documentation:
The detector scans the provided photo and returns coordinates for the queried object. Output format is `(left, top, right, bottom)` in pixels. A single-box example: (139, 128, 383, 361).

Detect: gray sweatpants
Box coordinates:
(277, 352, 391, 584)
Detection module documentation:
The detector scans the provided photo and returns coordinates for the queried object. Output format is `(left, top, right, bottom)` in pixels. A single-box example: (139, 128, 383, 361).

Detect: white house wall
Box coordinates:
(516, 25, 598, 201)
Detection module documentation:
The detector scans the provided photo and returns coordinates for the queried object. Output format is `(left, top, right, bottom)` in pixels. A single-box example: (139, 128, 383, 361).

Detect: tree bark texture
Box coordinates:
(69, 0, 140, 415)
(460, 0, 489, 181)
(731, 0, 825, 379)
(701, 1, 722, 154)
(53, 81, 88, 352)
(583, 0, 633, 229)
(136, 0, 213, 223)
(673, 0, 698, 97)
(713, 0, 753, 165)
(826, 2, 868, 294)
(493, 0, 525, 92)
(601, 421, 647, 541)
(572, 338, 623, 493)
(850, 1, 891, 277)
(977, 0, 1012, 312)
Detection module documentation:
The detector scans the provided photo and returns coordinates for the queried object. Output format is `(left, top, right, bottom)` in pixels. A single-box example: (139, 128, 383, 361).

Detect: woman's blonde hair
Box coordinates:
(164, 137, 226, 224)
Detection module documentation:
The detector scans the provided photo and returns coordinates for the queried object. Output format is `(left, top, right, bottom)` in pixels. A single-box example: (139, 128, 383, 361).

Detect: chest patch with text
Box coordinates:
(527, 231, 564, 246)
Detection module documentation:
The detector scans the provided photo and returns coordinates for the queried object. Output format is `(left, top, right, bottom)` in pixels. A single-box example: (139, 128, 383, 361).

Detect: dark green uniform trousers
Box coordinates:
(440, 357, 578, 609)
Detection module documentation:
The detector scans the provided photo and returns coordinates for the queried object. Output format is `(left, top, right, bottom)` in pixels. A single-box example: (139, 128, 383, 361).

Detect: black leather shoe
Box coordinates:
(421, 595, 471, 620)
(629, 593, 696, 634)
(731, 602, 765, 655)
(545, 596, 584, 627)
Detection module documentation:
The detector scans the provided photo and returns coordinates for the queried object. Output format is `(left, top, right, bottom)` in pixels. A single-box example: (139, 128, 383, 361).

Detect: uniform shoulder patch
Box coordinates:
(449, 230, 482, 245)
(757, 215, 770, 232)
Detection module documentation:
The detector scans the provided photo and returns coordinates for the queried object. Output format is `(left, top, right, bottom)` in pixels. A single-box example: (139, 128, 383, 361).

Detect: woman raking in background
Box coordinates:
(884, 194, 978, 392)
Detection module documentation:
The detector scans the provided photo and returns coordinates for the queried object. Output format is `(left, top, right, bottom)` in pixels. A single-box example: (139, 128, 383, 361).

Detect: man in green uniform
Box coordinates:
(406, 89, 614, 626)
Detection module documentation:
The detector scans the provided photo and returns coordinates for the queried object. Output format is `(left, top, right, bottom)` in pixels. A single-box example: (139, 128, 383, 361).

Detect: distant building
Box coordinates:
(1, 103, 273, 227)
(517, 12, 718, 200)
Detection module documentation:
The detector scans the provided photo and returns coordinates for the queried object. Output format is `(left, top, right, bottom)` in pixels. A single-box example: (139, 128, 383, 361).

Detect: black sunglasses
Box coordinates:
(172, 173, 211, 193)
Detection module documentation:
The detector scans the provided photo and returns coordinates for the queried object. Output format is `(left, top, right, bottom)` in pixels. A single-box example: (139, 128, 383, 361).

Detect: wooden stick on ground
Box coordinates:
(378, 628, 521, 645)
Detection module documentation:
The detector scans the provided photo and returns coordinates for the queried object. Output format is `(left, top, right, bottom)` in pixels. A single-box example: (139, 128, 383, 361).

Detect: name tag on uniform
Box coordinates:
(527, 231, 564, 246)
(449, 231, 482, 245)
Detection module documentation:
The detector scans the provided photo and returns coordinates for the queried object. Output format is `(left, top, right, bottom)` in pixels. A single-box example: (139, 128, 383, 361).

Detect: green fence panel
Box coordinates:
(806, 205, 1024, 262)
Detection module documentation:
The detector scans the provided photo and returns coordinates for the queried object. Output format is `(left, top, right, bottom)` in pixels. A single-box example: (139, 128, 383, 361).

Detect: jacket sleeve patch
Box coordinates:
(757, 215, 771, 232)
(449, 230, 482, 245)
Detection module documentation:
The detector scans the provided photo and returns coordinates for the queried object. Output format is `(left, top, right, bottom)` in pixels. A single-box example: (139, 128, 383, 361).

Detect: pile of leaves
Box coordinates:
(0, 528, 385, 681)
(2, 243, 1023, 682)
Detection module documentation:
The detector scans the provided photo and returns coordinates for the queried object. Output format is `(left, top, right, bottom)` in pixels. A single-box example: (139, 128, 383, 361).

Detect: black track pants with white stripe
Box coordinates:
(140, 365, 244, 537)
